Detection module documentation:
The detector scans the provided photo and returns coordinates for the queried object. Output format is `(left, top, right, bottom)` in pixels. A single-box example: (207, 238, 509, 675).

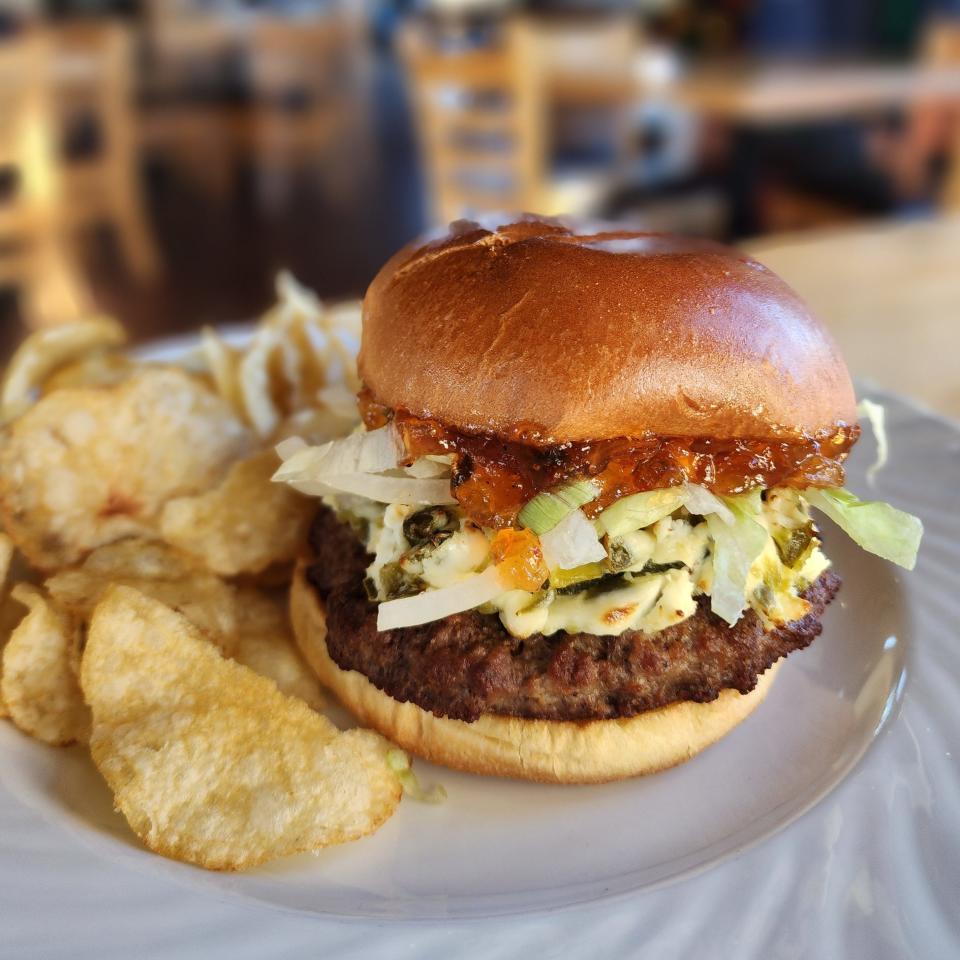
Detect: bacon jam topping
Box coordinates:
(358, 387, 859, 530)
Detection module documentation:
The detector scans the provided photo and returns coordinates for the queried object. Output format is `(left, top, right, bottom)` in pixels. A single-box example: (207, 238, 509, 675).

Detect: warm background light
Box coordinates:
(1, 0, 958, 415)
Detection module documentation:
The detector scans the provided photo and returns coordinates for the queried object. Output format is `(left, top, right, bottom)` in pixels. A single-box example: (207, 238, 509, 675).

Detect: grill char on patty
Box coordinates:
(306, 507, 840, 723)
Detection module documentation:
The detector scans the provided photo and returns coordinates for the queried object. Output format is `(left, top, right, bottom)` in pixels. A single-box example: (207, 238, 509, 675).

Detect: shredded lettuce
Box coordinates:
(518, 480, 600, 535)
(596, 488, 685, 538)
(596, 484, 752, 539)
(705, 495, 769, 626)
(804, 487, 922, 570)
(857, 399, 888, 484)
(386, 749, 447, 804)
(735, 487, 763, 514)
(538, 508, 607, 571)
(683, 484, 735, 523)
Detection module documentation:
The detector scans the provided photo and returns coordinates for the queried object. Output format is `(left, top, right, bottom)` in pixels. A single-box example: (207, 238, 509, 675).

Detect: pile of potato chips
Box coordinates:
(0, 274, 409, 871)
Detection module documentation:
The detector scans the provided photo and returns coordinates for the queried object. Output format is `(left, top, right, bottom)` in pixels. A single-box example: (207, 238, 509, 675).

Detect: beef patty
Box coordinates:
(306, 507, 840, 723)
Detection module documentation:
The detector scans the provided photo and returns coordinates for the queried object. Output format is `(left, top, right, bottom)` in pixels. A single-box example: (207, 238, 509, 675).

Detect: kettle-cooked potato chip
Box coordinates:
(40, 351, 134, 395)
(83, 587, 400, 870)
(0, 317, 126, 425)
(0, 368, 253, 570)
(159, 449, 313, 576)
(238, 323, 287, 438)
(200, 326, 244, 418)
(47, 541, 320, 699)
(77, 538, 197, 581)
(0, 532, 17, 717)
(232, 587, 325, 710)
(46, 540, 239, 657)
(0, 537, 45, 717)
(1, 584, 89, 745)
(0, 532, 13, 594)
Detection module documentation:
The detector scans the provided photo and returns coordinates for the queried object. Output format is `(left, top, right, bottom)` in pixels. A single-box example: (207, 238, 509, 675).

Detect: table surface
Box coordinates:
(744, 215, 960, 420)
(674, 61, 960, 123)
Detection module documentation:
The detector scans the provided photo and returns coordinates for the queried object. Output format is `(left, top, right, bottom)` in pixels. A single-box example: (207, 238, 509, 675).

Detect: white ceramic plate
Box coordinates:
(1, 369, 958, 958)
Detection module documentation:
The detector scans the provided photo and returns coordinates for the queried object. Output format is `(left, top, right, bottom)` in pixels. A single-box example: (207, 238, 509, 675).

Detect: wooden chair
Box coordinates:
(142, 0, 239, 99)
(538, 14, 639, 177)
(920, 18, 960, 210)
(247, 10, 374, 209)
(0, 32, 93, 328)
(139, 2, 247, 200)
(48, 21, 160, 280)
(398, 17, 549, 224)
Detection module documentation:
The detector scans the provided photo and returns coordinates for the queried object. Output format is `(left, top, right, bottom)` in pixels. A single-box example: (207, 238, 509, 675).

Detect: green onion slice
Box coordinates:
(517, 480, 600, 535)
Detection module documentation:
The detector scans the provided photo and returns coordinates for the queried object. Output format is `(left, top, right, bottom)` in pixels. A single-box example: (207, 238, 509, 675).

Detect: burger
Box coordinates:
(277, 218, 922, 784)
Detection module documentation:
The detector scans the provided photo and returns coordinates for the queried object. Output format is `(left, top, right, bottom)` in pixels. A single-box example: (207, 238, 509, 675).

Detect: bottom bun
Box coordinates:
(290, 564, 781, 784)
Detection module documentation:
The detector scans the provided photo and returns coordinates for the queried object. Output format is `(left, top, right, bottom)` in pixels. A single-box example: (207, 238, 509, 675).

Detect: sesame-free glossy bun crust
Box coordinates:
(290, 566, 780, 784)
(360, 219, 856, 442)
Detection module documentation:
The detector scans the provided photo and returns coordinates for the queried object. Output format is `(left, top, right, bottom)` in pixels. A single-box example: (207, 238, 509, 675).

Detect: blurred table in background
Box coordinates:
(745, 216, 960, 419)
(675, 62, 960, 124)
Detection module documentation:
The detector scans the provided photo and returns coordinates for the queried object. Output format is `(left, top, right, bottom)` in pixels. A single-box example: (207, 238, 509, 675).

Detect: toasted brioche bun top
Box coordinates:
(360, 218, 856, 443)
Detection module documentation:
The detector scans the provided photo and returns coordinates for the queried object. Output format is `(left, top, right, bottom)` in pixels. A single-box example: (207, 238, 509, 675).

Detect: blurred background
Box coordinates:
(2, 0, 960, 413)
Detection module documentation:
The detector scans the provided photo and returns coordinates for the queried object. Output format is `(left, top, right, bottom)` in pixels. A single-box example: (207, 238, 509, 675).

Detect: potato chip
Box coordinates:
(40, 351, 134, 395)
(0, 532, 17, 717)
(46, 540, 239, 657)
(83, 587, 400, 870)
(232, 588, 325, 710)
(0, 368, 253, 570)
(200, 327, 244, 418)
(1, 584, 89, 745)
(238, 323, 287, 438)
(159, 449, 313, 576)
(0, 532, 13, 592)
(0, 539, 45, 717)
(0, 317, 126, 425)
(194, 274, 362, 441)
(78, 538, 197, 581)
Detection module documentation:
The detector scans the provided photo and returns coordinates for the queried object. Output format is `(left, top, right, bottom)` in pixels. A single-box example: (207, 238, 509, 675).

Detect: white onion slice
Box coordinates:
(275, 468, 454, 505)
(317, 473, 456, 504)
(405, 457, 451, 479)
(377, 566, 505, 630)
(323, 426, 401, 475)
(274, 436, 308, 461)
(539, 508, 607, 571)
(273, 426, 399, 480)
(273, 427, 456, 504)
(282, 479, 332, 498)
